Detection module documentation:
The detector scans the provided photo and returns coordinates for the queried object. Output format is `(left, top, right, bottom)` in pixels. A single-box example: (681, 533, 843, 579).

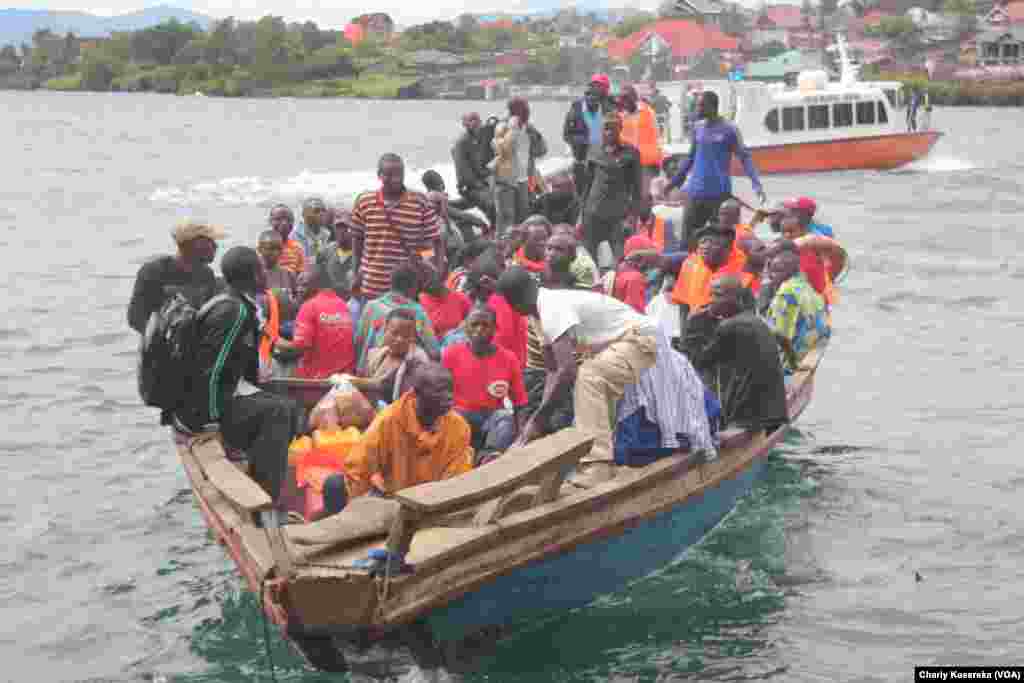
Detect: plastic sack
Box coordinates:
(308, 378, 375, 432)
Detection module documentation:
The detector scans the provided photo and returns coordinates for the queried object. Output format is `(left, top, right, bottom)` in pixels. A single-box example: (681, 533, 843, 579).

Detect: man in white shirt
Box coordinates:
(497, 267, 657, 486)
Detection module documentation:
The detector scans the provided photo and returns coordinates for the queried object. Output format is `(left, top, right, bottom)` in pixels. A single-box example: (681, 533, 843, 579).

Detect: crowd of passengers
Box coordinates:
(128, 78, 844, 522)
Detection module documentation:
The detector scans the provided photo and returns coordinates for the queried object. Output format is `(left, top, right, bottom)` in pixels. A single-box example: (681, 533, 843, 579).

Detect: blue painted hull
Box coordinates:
(427, 451, 771, 642)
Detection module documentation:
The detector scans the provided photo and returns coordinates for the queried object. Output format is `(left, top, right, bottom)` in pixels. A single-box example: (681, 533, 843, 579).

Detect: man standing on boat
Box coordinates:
(563, 74, 615, 201)
(350, 153, 445, 302)
(497, 266, 657, 488)
(666, 91, 766, 251)
(452, 112, 496, 226)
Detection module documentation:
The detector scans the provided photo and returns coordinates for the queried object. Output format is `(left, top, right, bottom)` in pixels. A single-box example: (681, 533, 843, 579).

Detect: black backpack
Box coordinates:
(138, 293, 227, 410)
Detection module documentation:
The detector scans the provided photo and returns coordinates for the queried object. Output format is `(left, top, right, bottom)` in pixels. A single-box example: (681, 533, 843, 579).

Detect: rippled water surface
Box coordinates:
(3, 92, 1023, 682)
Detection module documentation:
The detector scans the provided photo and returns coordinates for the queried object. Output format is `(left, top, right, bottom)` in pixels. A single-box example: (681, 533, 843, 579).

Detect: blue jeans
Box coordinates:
(459, 409, 516, 454)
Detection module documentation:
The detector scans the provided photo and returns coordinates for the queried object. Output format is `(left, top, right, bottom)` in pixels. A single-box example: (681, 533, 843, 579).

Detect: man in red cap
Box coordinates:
(603, 233, 660, 313)
(783, 196, 834, 238)
(563, 73, 616, 202)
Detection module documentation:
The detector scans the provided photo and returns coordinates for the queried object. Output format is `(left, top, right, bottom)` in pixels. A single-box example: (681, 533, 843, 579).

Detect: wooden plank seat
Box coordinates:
(286, 497, 400, 559)
(387, 428, 594, 558)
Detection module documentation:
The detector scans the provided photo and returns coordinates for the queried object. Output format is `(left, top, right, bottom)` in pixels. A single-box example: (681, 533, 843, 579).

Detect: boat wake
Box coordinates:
(148, 156, 576, 208)
(899, 156, 976, 174)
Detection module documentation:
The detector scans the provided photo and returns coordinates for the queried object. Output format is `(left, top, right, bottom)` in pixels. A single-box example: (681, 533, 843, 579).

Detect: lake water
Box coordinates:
(2, 91, 1023, 683)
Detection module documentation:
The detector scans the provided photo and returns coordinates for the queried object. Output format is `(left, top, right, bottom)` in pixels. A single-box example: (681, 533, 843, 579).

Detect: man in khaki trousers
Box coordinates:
(497, 267, 657, 487)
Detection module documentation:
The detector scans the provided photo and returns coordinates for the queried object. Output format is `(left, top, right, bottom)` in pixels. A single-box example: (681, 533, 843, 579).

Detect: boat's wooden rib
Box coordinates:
(174, 345, 824, 667)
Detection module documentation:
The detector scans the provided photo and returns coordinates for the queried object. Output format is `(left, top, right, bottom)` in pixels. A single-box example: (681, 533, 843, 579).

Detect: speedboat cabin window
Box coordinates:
(808, 104, 829, 130)
(764, 108, 779, 133)
(782, 106, 805, 132)
(856, 101, 876, 125)
(833, 102, 853, 128)
(884, 88, 897, 108)
(876, 100, 889, 124)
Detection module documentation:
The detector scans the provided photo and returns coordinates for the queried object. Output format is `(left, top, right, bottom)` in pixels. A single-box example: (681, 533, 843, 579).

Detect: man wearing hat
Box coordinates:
(563, 73, 616, 200)
(127, 221, 223, 334)
(603, 234, 660, 313)
(784, 196, 834, 238)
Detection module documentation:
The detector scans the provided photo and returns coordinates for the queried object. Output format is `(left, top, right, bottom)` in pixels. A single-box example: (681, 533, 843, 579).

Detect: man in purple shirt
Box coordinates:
(668, 91, 767, 251)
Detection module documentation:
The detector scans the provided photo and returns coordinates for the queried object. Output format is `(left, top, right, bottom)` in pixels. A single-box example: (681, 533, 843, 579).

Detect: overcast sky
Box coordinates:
(6, 0, 663, 27)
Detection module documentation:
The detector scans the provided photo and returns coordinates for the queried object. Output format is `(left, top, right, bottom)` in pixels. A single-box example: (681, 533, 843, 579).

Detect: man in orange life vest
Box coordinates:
(618, 84, 663, 200)
(669, 222, 753, 338)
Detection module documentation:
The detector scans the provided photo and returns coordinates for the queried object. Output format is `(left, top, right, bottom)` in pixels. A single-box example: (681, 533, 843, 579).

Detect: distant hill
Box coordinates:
(0, 5, 213, 46)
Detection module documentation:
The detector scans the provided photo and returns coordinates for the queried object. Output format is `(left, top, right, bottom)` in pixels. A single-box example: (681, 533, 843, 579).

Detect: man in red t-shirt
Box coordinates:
(420, 266, 472, 341)
(274, 265, 355, 379)
(605, 234, 658, 313)
(441, 305, 527, 456)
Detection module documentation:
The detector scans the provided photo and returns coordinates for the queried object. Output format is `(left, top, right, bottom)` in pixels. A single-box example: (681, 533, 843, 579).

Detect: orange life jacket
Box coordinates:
(620, 102, 663, 168)
(258, 289, 281, 371)
(670, 245, 751, 309)
(644, 215, 672, 252)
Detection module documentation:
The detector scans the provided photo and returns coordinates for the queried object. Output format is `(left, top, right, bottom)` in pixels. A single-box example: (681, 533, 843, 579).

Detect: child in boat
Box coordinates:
(349, 309, 429, 408)
(442, 305, 526, 460)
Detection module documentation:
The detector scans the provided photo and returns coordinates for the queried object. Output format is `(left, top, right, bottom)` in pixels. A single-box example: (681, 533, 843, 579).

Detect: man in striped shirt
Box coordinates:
(351, 154, 445, 301)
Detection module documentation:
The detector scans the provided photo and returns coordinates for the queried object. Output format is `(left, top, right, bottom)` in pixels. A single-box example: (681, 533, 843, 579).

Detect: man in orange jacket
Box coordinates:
(670, 223, 752, 335)
(619, 84, 662, 200)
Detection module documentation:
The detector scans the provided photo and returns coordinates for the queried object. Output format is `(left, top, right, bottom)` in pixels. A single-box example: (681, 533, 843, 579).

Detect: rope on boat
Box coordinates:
(259, 576, 280, 683)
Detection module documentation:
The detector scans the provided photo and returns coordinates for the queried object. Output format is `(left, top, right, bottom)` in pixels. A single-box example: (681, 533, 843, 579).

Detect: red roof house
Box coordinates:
(605, 19, 738, 64)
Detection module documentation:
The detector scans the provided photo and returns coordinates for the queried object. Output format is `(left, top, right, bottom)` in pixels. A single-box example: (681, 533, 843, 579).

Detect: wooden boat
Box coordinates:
(174, 347, 824, 671)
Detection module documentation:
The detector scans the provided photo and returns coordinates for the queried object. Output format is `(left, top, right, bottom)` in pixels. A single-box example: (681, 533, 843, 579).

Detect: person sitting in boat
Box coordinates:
(684, 274, 788, 434)
(498, 266, 658, 488)
(354, 264, 440, 374)
(324, 362, 473, 514)
(420, 264, 472, 341)
(666, 90, 767, 251)
(175, 246, 302, 504)
(513, 216, 550, 278)
(759, 240, 831, 373)
(777, 215, 846, 308)
(267, 204, 305, 274)
(320, 208, 362, 325)
(127, 221, 221, 335)
(349, 308, 430, 408)
(669, 222, 753, 339)
(531, 171, 577, 227)
(273, 262, 356, 380)
(548, 225, 599, 290)
(256, 229, 298, 322)
(442, 305, 527, 460)
(603, 234, 661, 313)
(444, 253, 528, 368)
(633, 197, 679, 254)
(291, 197, 332, 262)
(447, 239, 496, 294)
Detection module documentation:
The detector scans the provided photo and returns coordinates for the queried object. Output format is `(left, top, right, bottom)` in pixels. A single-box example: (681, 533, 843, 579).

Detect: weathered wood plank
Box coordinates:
(394, 428, 593, 516)
(201, 458, 274, 514)
(288, 497, 399, 551)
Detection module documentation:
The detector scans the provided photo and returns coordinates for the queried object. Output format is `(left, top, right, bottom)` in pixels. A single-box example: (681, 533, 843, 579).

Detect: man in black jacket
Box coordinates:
(175, 246, 301, 502)
(451, 112, 495, 225)
(563, 74, 615, 201)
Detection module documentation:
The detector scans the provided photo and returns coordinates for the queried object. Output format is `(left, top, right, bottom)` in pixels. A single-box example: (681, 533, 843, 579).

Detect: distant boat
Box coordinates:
(667, 35, 941, 174)
(193, 91, 205, 97)
(173, 345, 825, 671)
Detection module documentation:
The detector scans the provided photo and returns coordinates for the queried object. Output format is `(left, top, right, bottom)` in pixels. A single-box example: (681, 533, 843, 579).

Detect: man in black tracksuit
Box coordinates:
(563, 74, 616, 203)
(175, 246, 300, 502)
(452, 112, 496, 225)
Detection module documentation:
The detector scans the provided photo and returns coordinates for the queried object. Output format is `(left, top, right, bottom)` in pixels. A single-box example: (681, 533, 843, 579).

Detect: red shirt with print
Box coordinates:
(291, 290, 355, 379)
(420, 289, 472, 341)
(442, 342, 527, 413)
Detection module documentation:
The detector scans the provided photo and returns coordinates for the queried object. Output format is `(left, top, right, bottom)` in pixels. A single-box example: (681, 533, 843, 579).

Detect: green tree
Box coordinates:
(613, 12, 657, 38)
(943, 0, 977, 35)
(80, 51, 118, 89)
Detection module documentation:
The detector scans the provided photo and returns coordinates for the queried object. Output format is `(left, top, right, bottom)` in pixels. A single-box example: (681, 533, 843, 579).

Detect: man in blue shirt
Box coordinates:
(667, 91, 766, 251)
